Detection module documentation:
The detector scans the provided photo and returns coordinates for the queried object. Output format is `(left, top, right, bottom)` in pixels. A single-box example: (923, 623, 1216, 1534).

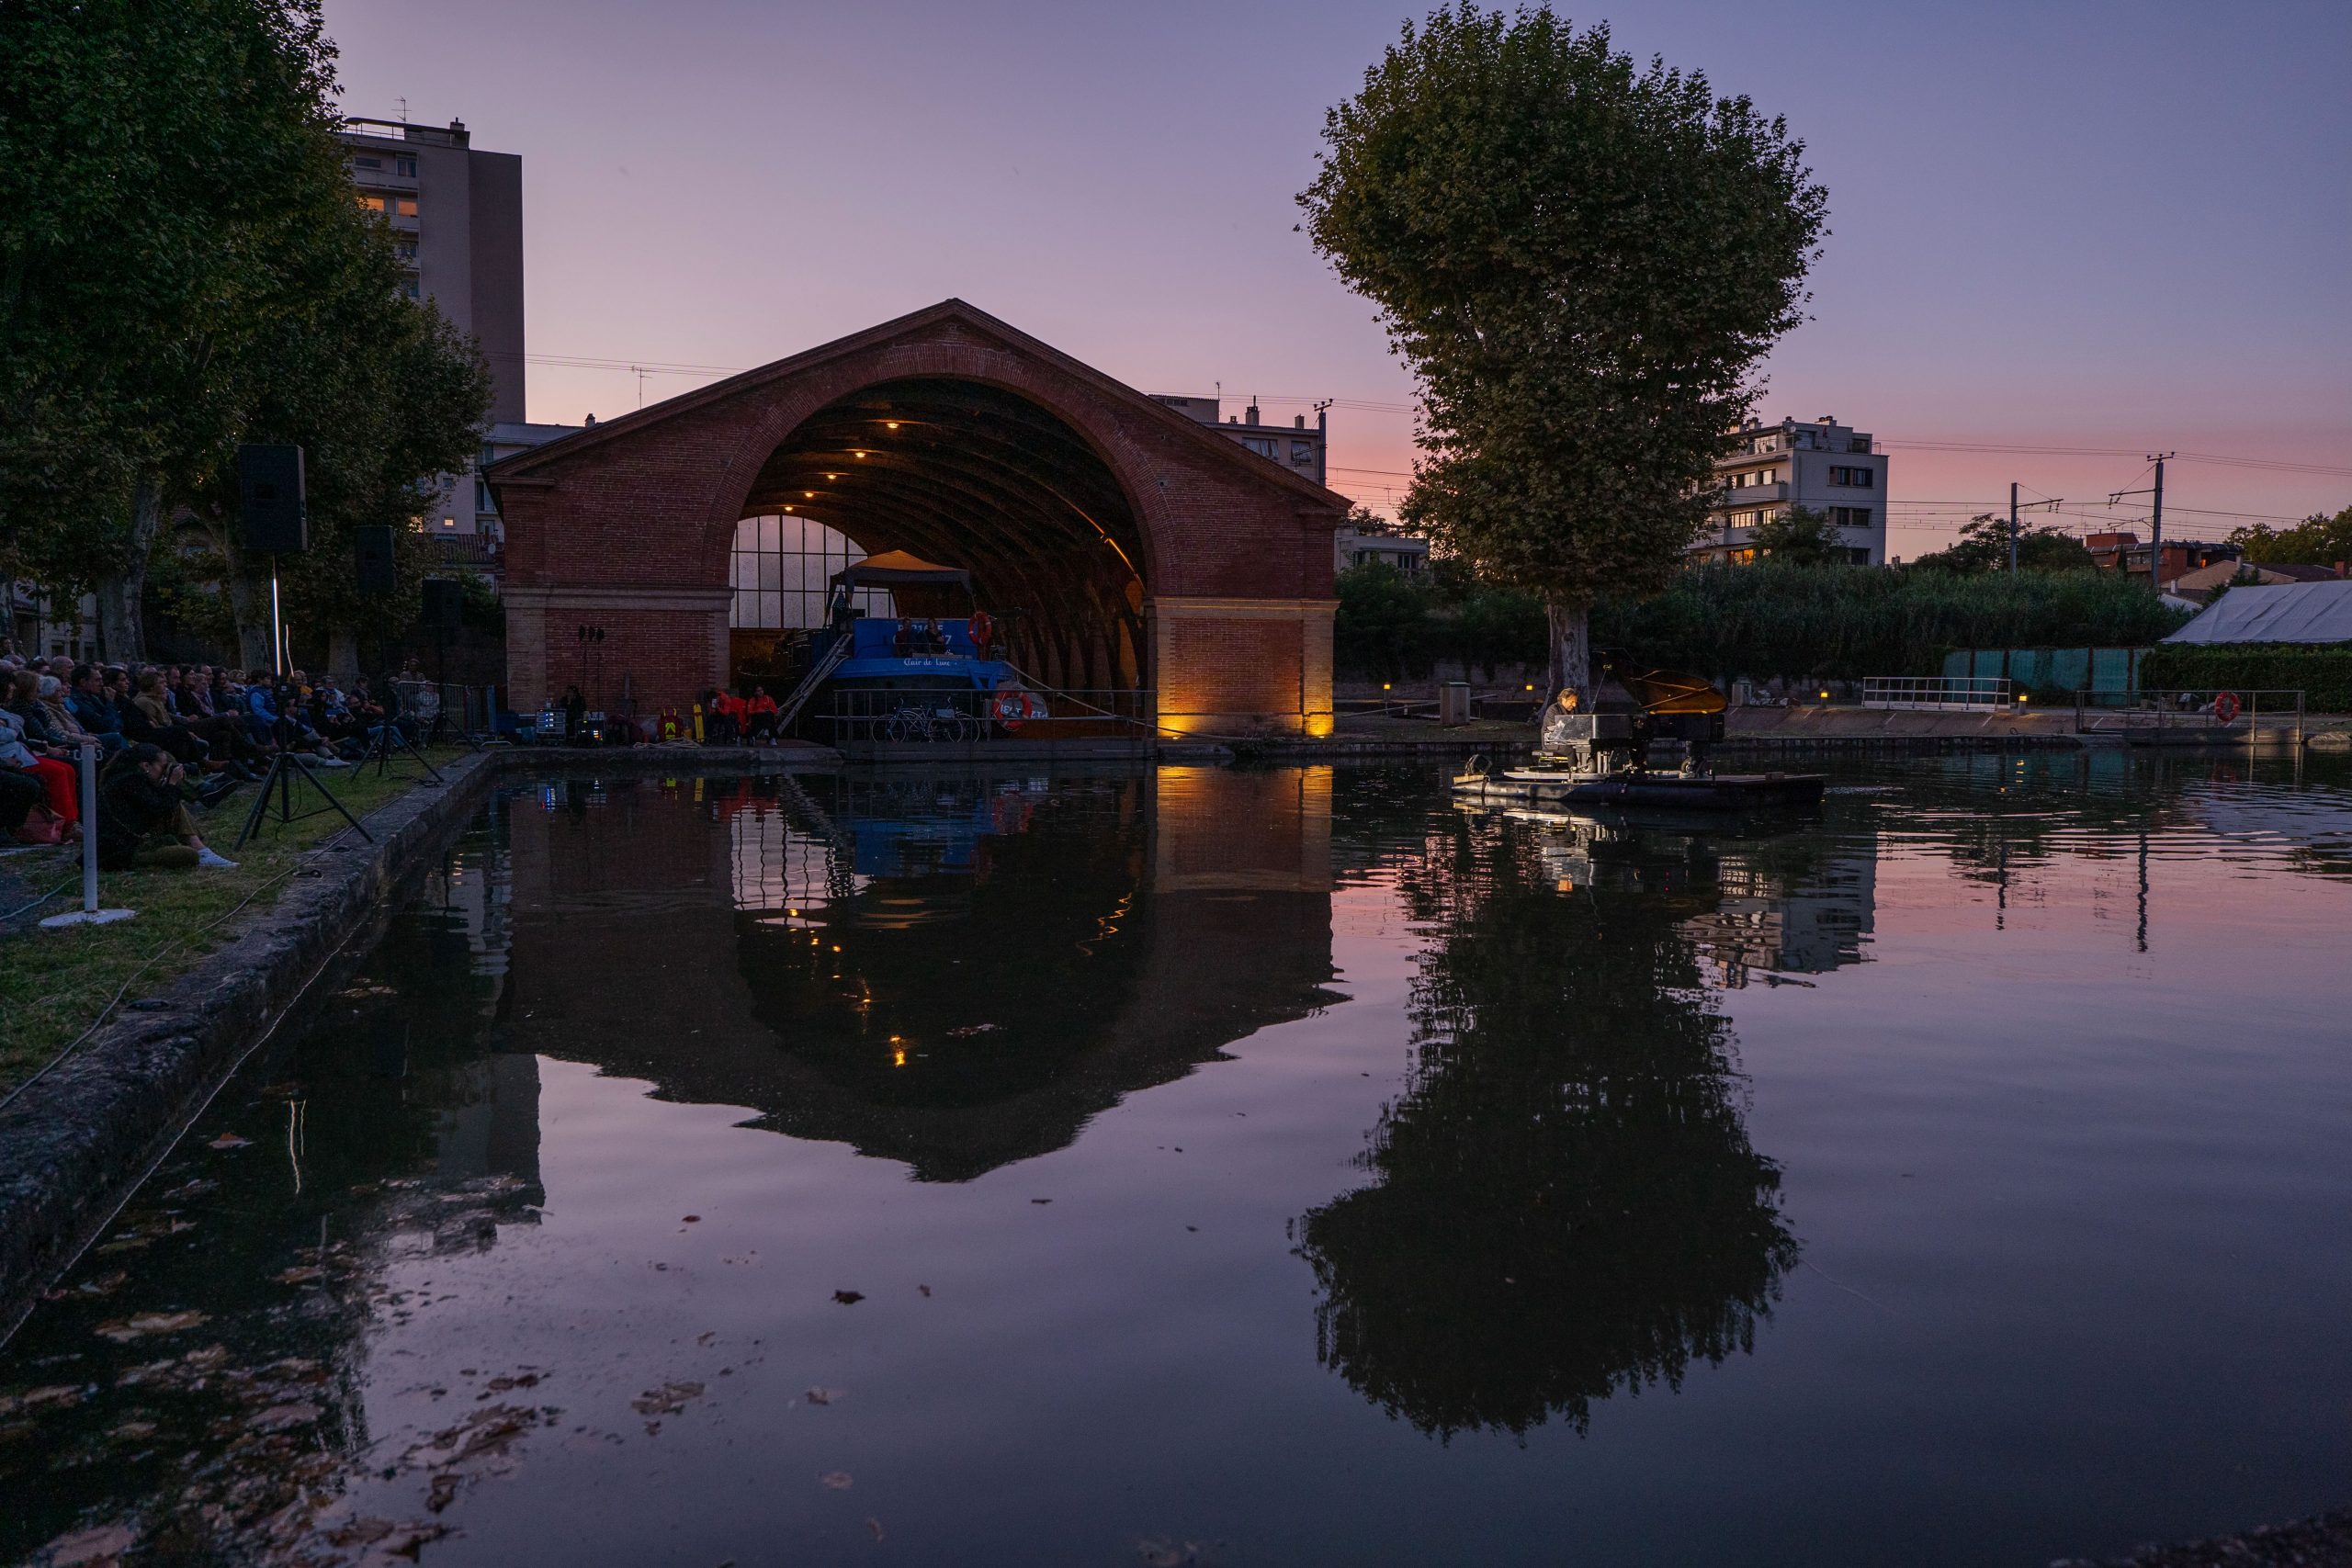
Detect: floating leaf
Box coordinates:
(207, 1134, 252, 1150)
(95, 1311, 207, 1343)
(831, 1291, 865, 1305)
(250, 1402, 322, 1432)
(819, 1471, 854, 1490)
(804, 1387, 843, 1405)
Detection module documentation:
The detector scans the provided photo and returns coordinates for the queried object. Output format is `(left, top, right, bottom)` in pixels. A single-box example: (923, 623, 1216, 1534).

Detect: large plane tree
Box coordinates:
(1300, 6, 1826, 702)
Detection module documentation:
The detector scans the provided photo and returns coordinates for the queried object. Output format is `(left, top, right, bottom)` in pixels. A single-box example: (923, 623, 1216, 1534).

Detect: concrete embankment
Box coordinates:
(0, 740, 842, 1339)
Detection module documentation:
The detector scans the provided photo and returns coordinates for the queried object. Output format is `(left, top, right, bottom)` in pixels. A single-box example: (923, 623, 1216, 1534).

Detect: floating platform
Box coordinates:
(1452, 768, 1826, 809)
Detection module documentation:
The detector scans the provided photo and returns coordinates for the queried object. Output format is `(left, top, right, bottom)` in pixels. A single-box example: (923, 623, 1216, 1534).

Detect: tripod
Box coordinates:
(234, 711, 373, 850)
(364, 707, 444, 784)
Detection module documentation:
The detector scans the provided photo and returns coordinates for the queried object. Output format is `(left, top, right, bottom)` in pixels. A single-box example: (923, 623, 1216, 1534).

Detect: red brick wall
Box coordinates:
(496, 307, 1341, 718)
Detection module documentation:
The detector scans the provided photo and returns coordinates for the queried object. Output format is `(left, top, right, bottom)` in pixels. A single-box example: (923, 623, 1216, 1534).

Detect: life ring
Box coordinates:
(967, 609, 996, 652)
(2211, 691, 2240, 723)
(991, 690, 1046, 731)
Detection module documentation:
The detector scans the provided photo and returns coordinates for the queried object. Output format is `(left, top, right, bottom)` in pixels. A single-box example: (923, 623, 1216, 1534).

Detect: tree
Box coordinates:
(1, 0, 486, 666)
(1299, 7, 1826, 705)
(1747, 505, 1847, 567)
(1910, 513, 2094, 576)
(2227, 506, 2352, 569)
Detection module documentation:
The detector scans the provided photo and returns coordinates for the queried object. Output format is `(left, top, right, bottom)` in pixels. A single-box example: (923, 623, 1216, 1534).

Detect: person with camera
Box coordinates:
(96, 743, 236, 871)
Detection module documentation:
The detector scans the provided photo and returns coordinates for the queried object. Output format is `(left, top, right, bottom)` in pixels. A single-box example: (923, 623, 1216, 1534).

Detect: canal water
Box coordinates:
(6, 754, 2350, 1566)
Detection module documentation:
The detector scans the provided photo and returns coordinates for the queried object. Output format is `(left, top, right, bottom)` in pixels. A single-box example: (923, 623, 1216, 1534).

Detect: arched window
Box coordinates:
(729, 514, 893, 629)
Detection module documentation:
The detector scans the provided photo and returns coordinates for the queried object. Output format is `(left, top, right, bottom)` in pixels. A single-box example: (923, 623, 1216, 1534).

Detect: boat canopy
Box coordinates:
(831, 550, 973, 591)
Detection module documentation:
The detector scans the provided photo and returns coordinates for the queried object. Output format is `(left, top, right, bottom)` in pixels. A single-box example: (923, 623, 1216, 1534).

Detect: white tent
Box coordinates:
(2163, 579, 2352, 645)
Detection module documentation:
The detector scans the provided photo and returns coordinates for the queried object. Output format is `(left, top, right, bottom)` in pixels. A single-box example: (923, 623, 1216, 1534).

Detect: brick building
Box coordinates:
(488, 300, 1349, 736)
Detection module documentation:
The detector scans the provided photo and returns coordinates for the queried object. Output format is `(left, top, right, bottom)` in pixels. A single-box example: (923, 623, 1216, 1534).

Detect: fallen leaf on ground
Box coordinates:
(207, 1134, 252, 1150)
(95, 1311, 207, 1342)
(681, 1214, 701, 1223)
(426, 1473, 460, 1513)
(917, 1285, 931, 1297)
(803, 1387, 842, 1405)
(866, 1517, 886, 1541)
(831, 1291, 864, 1305)
(819, 1471, 854, 1490)
(277, 1266, 327, 1285)
(945, 1023, 1001, 1036)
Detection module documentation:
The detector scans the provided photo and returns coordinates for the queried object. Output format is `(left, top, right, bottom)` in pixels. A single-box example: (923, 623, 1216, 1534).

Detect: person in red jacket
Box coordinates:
(744, 686, 780, 743)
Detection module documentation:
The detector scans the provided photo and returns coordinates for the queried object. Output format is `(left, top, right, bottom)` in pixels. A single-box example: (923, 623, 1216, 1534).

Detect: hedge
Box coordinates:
(1593, 563, 2188, 682)
(2137, 644, 2352, 712)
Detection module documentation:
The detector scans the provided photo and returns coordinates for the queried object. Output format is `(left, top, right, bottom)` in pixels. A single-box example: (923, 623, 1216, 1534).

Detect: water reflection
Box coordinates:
(1299, 802, 1804, 1437)
(501, 767, 1340, 1180)
(7, 753, 2351, 1566)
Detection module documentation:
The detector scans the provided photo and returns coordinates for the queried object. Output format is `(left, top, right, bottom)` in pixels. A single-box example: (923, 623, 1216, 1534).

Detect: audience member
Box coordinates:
(95, 743, 236, 870)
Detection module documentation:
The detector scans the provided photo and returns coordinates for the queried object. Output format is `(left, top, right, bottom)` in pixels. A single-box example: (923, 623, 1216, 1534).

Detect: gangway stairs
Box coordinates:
(774, 634, 854, 732)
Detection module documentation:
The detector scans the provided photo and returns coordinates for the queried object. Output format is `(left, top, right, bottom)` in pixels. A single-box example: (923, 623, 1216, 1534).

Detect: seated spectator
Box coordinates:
(1, 701, 80, 840)
(96, 743, 235, 870)
(745, 685, 780, 742)
(123, 669, 216, 770)
(0, 759, 40, 838)
(707, 687, 744, 744)
(66, 664, 126, 750)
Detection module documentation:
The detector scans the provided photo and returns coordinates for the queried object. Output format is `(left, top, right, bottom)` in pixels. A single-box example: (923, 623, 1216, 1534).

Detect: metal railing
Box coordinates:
(821, 686, 1153, 746)
(1862, 676, 2012, 712)
(2074, 688, 2305, 743)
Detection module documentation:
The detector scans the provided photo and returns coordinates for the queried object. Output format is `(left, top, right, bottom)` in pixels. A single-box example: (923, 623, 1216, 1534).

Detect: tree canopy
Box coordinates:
(0, 0, 489, 662)
(1910, 513, 2096, 576)
(1299, 6, 1826, 699)
(2227, 505, 2352, 569)
(1747, 505, 1848, 568)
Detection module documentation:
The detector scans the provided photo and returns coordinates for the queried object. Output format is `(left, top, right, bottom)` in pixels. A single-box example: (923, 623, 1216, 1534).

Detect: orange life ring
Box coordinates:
(2211, 691, 2240, 723)
(967, 609, 995, 649)
(991, 690, 1045, 730)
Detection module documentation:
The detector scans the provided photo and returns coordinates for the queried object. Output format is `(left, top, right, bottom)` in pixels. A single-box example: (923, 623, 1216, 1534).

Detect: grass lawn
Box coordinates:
(0, 751, 462, 1097)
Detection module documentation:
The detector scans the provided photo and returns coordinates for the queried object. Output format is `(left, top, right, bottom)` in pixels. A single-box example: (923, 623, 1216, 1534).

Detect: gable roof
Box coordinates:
(486, 298, 1347, 508)
(2164, 579, 2352, 645)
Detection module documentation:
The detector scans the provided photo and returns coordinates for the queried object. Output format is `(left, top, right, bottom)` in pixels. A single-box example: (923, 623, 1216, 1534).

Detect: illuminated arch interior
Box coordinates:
(732, 377, 1149, 693)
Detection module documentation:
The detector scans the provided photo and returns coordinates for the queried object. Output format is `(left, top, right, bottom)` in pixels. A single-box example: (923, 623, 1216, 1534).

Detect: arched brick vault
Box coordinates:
(490, 299, 1348, 735)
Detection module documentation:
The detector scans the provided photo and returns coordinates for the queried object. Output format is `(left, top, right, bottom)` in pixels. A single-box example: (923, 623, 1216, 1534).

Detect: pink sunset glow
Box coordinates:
(322, 0, 2350, 558)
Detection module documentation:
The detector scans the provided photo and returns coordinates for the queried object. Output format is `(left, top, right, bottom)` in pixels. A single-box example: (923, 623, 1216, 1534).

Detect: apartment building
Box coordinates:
(1333, 519, 1430, 575)
(1696, 414, 1889, 565)
(337, 116, 525, 542)
(1148, 394, 1328, 487)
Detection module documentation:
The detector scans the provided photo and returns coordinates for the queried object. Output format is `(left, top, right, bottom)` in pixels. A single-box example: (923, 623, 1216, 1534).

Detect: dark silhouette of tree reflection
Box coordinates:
(1299, 811, 1798, 1438)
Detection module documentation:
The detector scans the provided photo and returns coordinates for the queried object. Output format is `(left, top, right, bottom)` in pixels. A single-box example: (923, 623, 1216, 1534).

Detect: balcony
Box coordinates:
(1714, 479, 1787, 506)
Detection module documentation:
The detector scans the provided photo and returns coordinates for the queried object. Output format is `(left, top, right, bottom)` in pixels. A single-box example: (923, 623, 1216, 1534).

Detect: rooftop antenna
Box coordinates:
(396, 96, 408, 123)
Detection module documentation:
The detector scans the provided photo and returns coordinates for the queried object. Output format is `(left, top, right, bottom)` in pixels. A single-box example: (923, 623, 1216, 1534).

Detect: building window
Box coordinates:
(353, 156, 382, 171)
(1831, 506, 1874, 529)
(396, 156, 417, 177)
(394, 196, 418, 218)
(476, 479, 493, 512)
(1289, 440, 1314, 464)
(1828, 466, 1874, 488)
(357, 193, 387, 212)
(729, 513, 893, 631)
(1240, 436, 1277, 458)
(400, 277, 421, 299)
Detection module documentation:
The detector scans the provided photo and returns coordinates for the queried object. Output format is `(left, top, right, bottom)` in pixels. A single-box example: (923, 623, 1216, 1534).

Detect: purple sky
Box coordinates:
(324, 0, 2351, 558)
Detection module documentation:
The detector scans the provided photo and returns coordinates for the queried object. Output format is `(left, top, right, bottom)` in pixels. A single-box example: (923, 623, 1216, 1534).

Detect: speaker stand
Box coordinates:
(233, 717, 372, 851)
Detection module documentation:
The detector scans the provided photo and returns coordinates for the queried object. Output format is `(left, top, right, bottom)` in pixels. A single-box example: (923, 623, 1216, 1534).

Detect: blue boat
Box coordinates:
(767, 551, 1047, 743)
